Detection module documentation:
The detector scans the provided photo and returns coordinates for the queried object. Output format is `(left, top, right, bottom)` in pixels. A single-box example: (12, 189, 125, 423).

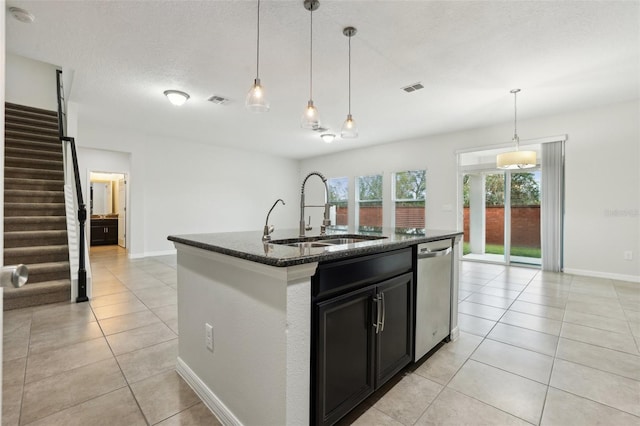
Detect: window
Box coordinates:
(357, 174, 383, 232)
(328, 177, 349, 230)
(393, 170, 426, 231)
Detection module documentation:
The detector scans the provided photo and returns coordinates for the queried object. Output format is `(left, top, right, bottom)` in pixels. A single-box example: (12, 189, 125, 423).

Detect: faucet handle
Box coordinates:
(305, 216, 312, 231)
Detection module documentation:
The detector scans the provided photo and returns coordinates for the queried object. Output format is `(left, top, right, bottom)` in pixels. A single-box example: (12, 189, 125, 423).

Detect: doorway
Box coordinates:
(89, 171, 127, 249)
(459, 144, 542, 267)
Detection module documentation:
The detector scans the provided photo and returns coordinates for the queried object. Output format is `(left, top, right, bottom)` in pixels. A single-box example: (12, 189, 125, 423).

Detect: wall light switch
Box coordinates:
(624, 251, 633, 261)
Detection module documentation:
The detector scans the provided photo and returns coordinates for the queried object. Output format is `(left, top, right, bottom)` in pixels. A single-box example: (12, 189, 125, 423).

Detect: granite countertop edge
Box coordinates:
(168, 228, 463, 268)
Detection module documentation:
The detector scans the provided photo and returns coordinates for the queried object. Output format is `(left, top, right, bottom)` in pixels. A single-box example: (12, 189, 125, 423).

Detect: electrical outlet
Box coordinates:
(205, 323, 213, 352)
(624, 251, 633, 261)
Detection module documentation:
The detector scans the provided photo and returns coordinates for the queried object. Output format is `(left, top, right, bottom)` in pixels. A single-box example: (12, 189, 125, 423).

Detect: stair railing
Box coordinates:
(56, 69, 88, 303)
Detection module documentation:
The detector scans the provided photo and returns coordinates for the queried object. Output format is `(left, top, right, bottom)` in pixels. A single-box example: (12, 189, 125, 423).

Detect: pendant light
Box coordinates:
(341, 27, 358, 138)
(301, 0, 321, 130)
(496, 89, 536, 169)
(246, 0, 269, 112)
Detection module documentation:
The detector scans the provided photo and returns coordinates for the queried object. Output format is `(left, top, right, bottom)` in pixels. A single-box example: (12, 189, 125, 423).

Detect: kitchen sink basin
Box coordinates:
(271, 234, 387, 248)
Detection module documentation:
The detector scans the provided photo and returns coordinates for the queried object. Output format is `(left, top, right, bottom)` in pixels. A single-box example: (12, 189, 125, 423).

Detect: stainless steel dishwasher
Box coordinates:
(414, 239, 453, 361)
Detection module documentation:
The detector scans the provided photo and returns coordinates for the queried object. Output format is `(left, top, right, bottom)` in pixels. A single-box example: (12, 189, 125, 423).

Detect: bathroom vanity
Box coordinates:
(168, 228, 462, 425)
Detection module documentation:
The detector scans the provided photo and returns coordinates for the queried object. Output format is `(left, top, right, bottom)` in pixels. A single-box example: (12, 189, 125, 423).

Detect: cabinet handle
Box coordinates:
(380, 292, 386, 332)
(372, 294, 381, 334)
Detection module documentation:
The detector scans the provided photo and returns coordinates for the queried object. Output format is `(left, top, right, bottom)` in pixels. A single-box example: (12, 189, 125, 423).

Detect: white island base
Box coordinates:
(174, 243, 318, 425)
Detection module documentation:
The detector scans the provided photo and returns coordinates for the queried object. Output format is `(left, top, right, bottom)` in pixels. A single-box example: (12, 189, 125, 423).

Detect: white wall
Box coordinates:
(5, 53, 58, 111)
(301, 100, 640, 281)
(76, 120, 300, 257)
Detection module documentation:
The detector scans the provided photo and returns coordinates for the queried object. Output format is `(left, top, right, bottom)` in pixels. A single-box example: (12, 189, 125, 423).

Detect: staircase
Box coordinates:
(4, 102, 71, 310)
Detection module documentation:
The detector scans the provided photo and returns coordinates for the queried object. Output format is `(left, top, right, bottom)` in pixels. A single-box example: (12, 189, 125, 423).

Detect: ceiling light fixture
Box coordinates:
(320, 133, 335, 143)
(246, 0, 269, 112)
(163, 90, 190, 106)
(301, 0, 321, 130)
(496, 89, 536, 169)
(341, 26, 358, 139)
(9, 7, 35, 23)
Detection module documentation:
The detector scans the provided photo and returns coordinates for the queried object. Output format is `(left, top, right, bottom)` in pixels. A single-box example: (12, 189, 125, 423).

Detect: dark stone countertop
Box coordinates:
(168, 227, 463, 268)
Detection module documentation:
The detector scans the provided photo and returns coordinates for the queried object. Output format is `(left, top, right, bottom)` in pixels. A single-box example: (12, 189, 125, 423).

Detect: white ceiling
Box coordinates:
(6, 0, 639, 160)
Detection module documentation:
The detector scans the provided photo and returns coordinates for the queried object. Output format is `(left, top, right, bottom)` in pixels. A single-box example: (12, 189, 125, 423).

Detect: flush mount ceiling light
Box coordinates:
(245, 0, 269, 112)
(341, 26, 358, 139)
(163, 90, 190, 106)
(320, 133, 335, 143)
(9, 6, 35, 23)
(301, 0, 321, 130)
(496, 89, 537, 169)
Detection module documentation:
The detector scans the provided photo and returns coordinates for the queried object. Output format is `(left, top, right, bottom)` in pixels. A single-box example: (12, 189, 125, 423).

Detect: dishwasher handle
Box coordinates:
(417, 246, 452, 259)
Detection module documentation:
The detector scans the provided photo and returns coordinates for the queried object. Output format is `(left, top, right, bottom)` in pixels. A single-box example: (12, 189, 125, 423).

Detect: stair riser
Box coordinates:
(3, 290, 70, 310)
(6, 122, 59, 137)
(5, 114, 59, 130)
(5, 168, 64, 180)
(5, 236, 68, 249)
(6, 103, 58, 117)
(5, 158, 64, 171)
(5, 131, 60, 145)
(4, 252, 69, 265)
(6, 148, 63, 161)
(5, 180, 64, 191)
(4, 207, 66, 218)
(4, 194, 65, 204)
(5, 138, 62, 153)
(25, 270, 70, 284)
(4, 221, 67, 232)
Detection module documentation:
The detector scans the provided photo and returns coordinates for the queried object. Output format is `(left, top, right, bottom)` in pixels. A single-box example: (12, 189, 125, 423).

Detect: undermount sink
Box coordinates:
(271, 235, 387, 248)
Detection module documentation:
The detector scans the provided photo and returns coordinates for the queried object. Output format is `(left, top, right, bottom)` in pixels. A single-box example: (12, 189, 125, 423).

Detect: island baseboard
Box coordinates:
(176, 357, 242, 426)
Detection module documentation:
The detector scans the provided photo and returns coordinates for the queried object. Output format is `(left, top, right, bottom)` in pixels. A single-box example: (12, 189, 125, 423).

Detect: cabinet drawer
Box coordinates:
(313, 248, 412, 301)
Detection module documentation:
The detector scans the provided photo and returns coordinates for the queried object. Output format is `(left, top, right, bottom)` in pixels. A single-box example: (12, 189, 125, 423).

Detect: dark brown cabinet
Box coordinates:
(312, 248, 414, 426)
(91, 218, 118, 246)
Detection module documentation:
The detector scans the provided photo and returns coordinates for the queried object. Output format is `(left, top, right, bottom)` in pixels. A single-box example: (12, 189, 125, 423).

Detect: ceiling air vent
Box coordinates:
(401, 82, 424, 93)
(208, 95, 230, 105)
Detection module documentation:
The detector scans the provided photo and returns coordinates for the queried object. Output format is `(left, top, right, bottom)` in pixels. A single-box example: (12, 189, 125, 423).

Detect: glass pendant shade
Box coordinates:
(246, 78, 269, 112)
(496, 149, 537, 169)
(340, 114, 358, 138)
(301, 100, 320, 130)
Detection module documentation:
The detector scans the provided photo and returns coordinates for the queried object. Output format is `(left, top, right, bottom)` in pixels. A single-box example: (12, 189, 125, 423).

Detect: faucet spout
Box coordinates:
(299, 171, 331, 237)
(263, 199, 285, 241)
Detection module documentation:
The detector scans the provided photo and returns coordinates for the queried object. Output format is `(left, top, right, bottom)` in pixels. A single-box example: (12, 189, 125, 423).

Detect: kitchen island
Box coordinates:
(168, 228, 462, 426)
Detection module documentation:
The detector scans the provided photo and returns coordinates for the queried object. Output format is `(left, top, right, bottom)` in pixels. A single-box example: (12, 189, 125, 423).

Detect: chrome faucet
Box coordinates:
(263, 199, 285, 241)
(300, 171, 331, 237)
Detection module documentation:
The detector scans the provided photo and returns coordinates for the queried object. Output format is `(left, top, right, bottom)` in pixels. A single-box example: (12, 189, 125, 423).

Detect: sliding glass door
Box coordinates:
(463, 169, 541, 266)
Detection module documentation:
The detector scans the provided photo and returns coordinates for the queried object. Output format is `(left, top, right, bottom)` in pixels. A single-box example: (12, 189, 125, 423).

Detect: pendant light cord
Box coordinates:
(256, 0, 261, 79)
(309, 8, 313, 100)
(513, 89, 519, 150)
(348, 34, 351, 114)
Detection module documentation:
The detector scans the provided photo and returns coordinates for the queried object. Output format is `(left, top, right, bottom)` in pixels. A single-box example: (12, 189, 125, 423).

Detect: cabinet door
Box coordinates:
(314, 286, 376, 426)
(375, 272, 414, 387)
(105, 223, 118, 244)
(90, 225, 104, 245)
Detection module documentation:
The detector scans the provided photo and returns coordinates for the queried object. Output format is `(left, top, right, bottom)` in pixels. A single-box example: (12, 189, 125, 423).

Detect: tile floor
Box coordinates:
(3, 247, 639, 425)
(343, 262, 640, 425)
(3, 246, 220, 426)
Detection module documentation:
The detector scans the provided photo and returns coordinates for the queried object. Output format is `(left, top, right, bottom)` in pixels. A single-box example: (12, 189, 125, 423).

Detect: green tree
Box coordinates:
(359, 175, 382, 201)
(463, 172, 540, 207)
(395, 170, 425, 200)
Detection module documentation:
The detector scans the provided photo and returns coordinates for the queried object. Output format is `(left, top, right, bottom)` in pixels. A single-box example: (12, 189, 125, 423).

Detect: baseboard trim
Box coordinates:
(564, 268, 639, 283)
(176, 357, 243, 426)
(129, 249, 177, 259)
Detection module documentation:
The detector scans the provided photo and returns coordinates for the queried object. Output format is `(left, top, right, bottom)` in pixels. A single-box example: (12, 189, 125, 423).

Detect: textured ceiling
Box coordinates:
(6, 0, 640, 159)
